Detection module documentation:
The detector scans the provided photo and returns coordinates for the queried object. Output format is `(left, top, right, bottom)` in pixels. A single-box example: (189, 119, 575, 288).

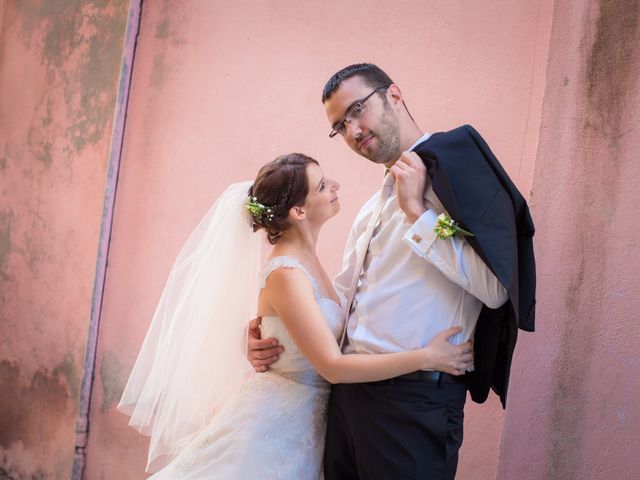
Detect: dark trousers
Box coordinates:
(324, 376, 466, 480)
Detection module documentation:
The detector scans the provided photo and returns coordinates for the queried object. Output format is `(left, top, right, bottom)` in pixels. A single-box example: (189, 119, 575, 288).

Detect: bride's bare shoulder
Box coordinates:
(264, 266, 314, 301)
(266, 265, 310, 288)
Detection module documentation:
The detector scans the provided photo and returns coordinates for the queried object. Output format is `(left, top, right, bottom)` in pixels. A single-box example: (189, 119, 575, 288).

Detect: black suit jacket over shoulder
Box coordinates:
(414, 125, 536, 407)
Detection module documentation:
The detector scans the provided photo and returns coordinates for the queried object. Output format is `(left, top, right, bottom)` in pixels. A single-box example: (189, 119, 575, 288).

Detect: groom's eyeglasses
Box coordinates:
(329, 87, 388, 138)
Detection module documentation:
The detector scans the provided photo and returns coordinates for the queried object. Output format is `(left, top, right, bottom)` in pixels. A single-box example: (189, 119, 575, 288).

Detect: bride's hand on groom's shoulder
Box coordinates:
(247, 316, 284, 372)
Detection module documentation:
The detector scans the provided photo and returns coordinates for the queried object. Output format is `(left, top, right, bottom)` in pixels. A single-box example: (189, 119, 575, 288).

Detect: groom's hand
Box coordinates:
(247, 316, 284, 372)
(390, 151, 428, 223)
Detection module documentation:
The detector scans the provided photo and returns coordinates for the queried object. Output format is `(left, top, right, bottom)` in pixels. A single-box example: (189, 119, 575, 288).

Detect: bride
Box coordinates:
(118, 153, 473, 479)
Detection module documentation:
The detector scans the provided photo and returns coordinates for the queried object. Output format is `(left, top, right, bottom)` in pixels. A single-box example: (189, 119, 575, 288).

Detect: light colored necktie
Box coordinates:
(339, 171, 395, 347)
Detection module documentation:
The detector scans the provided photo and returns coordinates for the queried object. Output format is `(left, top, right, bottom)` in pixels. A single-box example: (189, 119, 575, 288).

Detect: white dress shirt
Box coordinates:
(335, 134, 508, 360)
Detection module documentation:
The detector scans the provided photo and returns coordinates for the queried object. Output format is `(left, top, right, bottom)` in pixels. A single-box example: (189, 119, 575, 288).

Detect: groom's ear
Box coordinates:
(387, 84, 403, 109)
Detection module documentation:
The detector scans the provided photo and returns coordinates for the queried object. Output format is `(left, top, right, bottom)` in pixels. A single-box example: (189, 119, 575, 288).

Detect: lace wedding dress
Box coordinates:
(149, 256, 343, 479)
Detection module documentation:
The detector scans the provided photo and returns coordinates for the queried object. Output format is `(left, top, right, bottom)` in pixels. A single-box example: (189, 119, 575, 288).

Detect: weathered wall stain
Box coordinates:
(99, 351, 127, 413)
(148, 1, 187, 91)
(54, 353, 80, 400)
(0, 361, 21, 449)
(0, 0, 130, 478)
(584, 0, 640, 217)
(0, 359, 73, 450)
(0, 359, 76, 475)
(22, 209, 54, 278)
(586, 0, 640, 140)
(16, 0, 129, 161)
(0, 145, 9, 171)
(151, 52, 168, 89)
(544, 1, 640, 478)
(0, 210, 13, 283)
(547, 240, 591, 479)
(150, 11, 169, 90)
(155, 17, 169, 39)
(0, 465, 47, 480)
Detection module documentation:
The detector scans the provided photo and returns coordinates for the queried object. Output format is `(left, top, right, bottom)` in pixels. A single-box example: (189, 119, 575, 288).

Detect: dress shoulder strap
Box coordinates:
(258, 256, 320, 296)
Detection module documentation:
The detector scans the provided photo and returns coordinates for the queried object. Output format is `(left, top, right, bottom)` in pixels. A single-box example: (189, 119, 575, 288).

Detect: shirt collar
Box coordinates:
(382, 133, 432, 181)
(408, 132, 431, 152)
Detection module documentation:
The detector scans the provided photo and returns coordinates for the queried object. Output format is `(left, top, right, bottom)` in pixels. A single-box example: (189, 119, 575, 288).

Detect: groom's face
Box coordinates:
(324, 76, 401, 165)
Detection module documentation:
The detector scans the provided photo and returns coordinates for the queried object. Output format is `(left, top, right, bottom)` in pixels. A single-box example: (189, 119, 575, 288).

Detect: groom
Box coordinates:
(248, 64, 535, 479)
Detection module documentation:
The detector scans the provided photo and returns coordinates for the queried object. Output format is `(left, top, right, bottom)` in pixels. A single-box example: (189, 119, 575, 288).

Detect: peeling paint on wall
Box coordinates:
(16, 0, 129, 160)
(0, 360, 73, 450)
(0, 1, 131, 477)
(0, 464, 47, 480)
(3, 207, 57, 280)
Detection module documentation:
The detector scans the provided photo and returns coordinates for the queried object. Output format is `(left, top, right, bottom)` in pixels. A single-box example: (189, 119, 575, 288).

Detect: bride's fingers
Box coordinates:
(248, 350, 279, 371)
(251, 354, 280, 368)
(250, 337, 281, 352)
(459, 360, 474, 371)
(447, 368, 464, 376)
(248, 316, 262, 330)
(250, 347, 283, 361)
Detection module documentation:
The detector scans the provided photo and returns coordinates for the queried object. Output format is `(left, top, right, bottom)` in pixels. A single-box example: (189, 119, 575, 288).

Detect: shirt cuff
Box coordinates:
(403, 209, 439, 257)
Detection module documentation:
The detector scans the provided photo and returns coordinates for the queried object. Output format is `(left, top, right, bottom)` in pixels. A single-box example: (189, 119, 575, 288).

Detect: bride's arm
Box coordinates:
(265, 268, 473, 384)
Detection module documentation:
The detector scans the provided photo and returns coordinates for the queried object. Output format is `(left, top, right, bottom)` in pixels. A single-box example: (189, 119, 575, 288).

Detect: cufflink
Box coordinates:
(411, 233, 423, 244)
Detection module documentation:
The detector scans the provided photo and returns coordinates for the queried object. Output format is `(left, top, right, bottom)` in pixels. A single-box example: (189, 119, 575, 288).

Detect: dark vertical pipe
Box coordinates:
(71, 1, 142, 478)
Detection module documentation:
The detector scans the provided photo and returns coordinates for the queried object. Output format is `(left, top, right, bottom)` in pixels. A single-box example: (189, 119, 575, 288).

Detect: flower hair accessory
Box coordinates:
(434, 213, 473, 240)
(246, 196, 275, 221)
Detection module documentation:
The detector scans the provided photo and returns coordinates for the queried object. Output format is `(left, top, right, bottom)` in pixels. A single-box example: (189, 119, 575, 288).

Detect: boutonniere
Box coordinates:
(434, 213, 474, 240)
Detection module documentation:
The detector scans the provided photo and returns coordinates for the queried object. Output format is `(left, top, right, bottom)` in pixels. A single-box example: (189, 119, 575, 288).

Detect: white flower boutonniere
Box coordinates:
(434, 213, 474, 240)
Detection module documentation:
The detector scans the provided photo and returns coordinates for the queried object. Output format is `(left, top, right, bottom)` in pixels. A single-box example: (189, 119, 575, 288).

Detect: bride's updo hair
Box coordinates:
(248, 153, 319, 244)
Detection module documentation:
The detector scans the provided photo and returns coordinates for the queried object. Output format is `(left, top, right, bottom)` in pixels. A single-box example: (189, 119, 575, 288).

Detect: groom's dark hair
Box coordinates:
(321, 63, 394, 103)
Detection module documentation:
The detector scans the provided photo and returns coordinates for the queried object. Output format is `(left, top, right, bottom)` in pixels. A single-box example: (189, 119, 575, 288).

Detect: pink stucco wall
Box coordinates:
(83, 1, 552, 479)
(5, 1, 638, 478)
(11, 1, 628, 479)
(498, 1, 640, 479)
(0, 1, 129, 478)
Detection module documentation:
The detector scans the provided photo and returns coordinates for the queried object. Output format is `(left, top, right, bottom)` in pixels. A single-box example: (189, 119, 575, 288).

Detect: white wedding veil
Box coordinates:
(118, 181, 261, 472)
